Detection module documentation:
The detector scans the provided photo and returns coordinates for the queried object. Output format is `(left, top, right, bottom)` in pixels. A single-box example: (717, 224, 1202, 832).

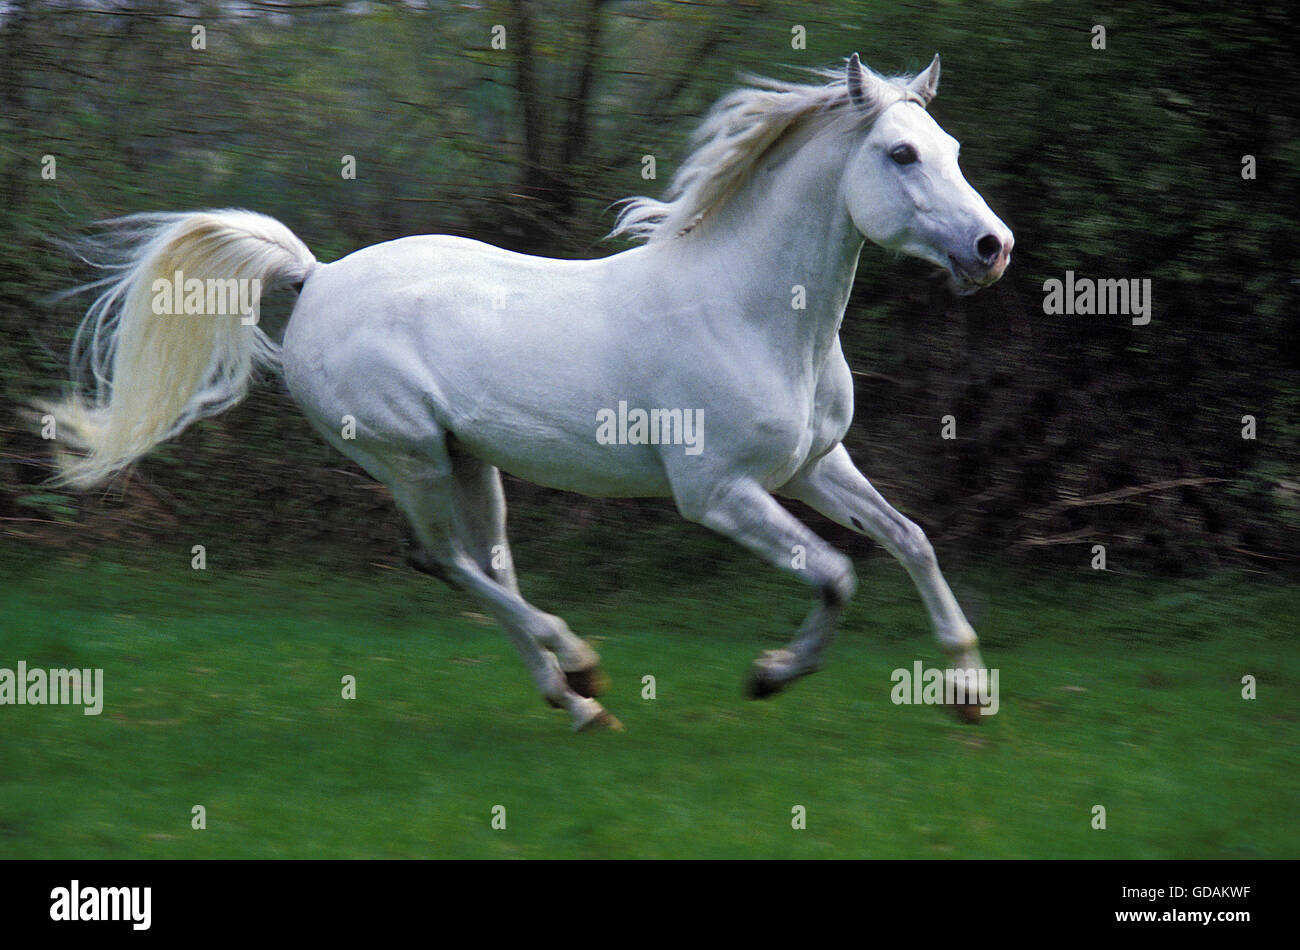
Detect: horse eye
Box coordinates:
(890, 144, 918, 165)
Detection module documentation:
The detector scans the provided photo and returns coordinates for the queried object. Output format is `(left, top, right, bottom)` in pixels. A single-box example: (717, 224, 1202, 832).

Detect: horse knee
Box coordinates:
(406, 548, 463, 589)
(406, 545, 486, 592)
(899, 521, 937, 571)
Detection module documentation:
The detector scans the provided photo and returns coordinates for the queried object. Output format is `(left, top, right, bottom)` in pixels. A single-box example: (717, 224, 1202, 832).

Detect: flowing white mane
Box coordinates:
(611, 61, 929, 243)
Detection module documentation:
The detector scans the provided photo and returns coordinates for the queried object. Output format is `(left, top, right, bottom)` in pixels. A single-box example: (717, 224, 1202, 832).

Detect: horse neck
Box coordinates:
(675, 123, 864, 365)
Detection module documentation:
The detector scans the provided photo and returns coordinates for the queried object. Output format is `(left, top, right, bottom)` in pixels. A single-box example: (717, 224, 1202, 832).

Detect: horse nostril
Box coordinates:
(975, 234, 1002, 265)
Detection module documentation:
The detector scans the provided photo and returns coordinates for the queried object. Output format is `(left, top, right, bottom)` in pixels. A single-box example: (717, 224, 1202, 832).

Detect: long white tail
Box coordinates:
(41, 209, 316, 489)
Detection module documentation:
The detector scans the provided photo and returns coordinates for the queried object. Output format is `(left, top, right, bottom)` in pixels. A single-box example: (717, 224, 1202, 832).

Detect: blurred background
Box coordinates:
(1, 0, 1296, 570)
(0, 1, 1296, 859)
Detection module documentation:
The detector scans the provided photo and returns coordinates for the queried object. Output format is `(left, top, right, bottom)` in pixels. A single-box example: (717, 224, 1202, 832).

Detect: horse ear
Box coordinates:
(846, 52, 868, 108)
(908, 53, 941, 106)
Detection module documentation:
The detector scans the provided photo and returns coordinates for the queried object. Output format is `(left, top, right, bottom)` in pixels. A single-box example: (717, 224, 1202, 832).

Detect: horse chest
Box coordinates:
(739, 361, 852, 489)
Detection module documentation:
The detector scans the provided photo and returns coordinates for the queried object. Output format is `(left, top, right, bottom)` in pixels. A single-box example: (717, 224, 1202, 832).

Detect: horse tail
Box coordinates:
(39, 209, 316, 489)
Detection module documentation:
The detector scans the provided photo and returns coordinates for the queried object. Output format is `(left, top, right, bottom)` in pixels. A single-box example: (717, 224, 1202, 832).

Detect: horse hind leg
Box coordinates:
(395, 462, 618, 731)
(443, 451, 608, 700)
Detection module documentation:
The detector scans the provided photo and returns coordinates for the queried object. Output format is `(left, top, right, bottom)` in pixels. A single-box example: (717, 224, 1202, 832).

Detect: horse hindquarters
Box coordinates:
(279, 331, 620, 731)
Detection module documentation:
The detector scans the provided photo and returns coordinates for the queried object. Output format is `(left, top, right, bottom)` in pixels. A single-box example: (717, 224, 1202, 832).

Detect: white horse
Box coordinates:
(44, 54, 1012, 731)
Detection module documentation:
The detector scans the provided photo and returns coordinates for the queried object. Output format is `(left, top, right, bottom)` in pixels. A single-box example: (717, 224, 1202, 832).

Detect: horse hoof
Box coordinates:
(565, 665, 609, 698)
(746, 671, 783, 700)
(947, 702, 985, 725)
(576, 709, 624, 733)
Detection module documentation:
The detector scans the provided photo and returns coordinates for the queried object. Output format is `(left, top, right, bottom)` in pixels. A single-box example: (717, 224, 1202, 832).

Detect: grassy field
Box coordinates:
(0, 539, 1295, 859)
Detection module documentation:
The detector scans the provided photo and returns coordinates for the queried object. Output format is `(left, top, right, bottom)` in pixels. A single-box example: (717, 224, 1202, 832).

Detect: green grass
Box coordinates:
(0, 541, 1295, 858)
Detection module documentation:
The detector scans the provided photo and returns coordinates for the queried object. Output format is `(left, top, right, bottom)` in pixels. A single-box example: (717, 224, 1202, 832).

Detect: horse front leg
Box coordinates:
(781, 443, 987, 721)
(677, 478, 857, 697)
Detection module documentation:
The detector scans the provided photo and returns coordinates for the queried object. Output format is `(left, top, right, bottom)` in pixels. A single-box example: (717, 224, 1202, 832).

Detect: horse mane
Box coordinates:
(610, 60, 929, 244)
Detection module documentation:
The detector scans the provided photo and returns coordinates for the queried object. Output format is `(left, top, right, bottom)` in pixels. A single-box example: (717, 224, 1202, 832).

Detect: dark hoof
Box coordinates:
(564, 666, 609, 698)
(947, 702, 985, 725)
(577, 709, 625, 733)
(746, 672, 783, 700)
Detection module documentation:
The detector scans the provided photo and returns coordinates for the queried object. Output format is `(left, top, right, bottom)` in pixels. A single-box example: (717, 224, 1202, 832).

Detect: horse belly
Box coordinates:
(458, 428, 673, 498)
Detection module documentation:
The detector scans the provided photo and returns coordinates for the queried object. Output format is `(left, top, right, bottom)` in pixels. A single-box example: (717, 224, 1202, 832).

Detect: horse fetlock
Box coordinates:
(559, 637, 601, 672)
(748, 648, 814, 695)
(563, 664, 609, 698)
(822, 567, 857, 608)
(755, 647, 796, 671)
